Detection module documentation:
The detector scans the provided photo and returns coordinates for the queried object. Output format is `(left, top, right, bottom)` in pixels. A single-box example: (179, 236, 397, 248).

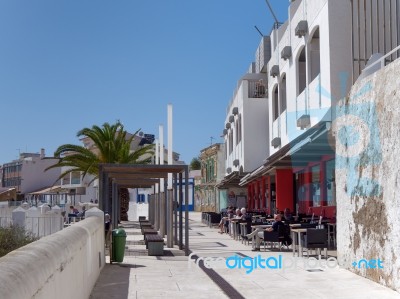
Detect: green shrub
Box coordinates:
(0, 225, 38, 258)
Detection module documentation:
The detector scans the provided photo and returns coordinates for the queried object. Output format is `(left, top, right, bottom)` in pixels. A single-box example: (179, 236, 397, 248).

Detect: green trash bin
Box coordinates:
(112, 228, 127, 262)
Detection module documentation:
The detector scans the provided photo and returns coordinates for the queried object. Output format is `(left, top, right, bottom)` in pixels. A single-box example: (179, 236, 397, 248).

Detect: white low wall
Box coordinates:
(0, 212, 105, 299)
(128, 202, 149, 221)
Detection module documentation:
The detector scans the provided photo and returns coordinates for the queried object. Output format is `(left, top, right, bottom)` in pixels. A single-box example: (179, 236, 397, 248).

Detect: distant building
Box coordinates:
(194, 143, 227, 212)
(1, 149, 60, 201)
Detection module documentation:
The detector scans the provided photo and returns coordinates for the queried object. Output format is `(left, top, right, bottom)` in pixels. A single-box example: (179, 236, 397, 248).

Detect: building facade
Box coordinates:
(217, 37, 271, 208)
(1, 149, 60, 200)
(194, 143, 225, 212)
(228, 0, 400, 292)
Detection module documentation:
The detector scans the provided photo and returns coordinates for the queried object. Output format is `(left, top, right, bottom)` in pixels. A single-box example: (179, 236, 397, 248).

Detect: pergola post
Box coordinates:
(154, 183, 159, 230)
(112, 179, 118, 229)
(167, 189, 173, 248)
(173, 173, 178, 245)
(160, 191, 165, 237)
(184, 166, 189, 256)
(149, 185, 155, 225)
(179, 172, 183, 250)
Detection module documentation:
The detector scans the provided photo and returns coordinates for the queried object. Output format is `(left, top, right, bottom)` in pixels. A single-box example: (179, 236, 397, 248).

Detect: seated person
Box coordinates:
(233, 208, 242, 219)
(69, 205, 79, 215)
(240, 208, 250, 221)
(283, 208, 294, 222)
(104, 213, 112, 247)
(247, 214, 286, 251)
(77, 206, 86, 218)
(218, 207, 234, 234)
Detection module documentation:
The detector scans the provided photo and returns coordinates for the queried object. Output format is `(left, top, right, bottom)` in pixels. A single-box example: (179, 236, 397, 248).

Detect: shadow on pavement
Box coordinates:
(90, 263, 143, 298)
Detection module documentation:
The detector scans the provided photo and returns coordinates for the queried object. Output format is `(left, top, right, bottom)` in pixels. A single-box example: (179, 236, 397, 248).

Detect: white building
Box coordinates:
(1, 149, 61, 201)
(222, 0, 399, 215)
(222, 0, 400, 292)
(217, 37, 271, 206)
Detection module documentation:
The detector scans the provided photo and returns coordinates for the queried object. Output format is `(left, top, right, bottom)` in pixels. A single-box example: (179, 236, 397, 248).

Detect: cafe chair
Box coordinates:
(263, 224, 292, 251)
(301, 228, 328, 258)
(263, 231, 280, 250)
(263, 230, 280, 250)
(241, 219, 253, 245)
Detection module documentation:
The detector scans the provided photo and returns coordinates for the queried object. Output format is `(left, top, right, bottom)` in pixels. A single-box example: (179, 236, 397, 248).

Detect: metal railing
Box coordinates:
(248, 80, 268, 98)
(363, 44, 400, 73)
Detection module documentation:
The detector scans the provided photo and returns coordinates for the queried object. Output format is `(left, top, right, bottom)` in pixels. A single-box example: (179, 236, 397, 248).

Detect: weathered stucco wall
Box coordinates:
(336, 59, 400, 292)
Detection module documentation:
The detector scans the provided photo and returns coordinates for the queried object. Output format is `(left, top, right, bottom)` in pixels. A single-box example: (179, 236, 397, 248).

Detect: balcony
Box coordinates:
(226, 74, 268, 114)
(248, 80, 267, 98)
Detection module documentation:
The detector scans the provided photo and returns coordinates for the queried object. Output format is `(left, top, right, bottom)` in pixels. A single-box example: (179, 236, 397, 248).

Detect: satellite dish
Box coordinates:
(139, 131, 144, 137)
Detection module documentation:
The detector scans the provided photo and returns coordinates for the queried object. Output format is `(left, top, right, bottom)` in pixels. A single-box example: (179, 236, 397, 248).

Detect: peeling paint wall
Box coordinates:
(336, 59, 400, 292)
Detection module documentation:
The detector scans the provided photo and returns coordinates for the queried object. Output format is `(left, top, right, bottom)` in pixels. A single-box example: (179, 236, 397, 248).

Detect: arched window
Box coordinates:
(229, 131, 233, 154)
(280, 74, 287, 114)
(238, 114, 242, 143)
(309, 28, 320, 82)
(297, 47, 307, 96)
(235, 119, 239, 145)
(272, 85, 279, 121)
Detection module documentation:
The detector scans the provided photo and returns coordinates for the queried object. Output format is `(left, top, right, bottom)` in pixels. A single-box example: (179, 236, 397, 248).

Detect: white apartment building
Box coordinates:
(222, 0, 399, 216)
(1, 149, 61, 200)
(217, 37, 271, 205)
(225, 0, 400, 292)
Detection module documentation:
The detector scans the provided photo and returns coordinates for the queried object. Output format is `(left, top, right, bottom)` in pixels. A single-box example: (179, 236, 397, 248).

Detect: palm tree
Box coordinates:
(47, 121, 154, 221)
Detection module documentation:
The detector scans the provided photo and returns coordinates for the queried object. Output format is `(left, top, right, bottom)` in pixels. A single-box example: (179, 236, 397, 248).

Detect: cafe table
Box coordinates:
(291, 228, 307, 257)
(239, 222, 246, 242)
(289, 223, 302, 228)
(229, 218, 241, 240)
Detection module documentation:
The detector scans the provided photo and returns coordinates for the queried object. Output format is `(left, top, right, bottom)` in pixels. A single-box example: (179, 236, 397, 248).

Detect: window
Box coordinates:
(311, 165, 320, 207)
(237, 114, 242, 143)
(272, 86, 279, 121)
(235, 119, 239, 145)
(280, 75, 287, 113)
(229, 132, 233, 154)
(309, 28, 320, 82)
(71, 171, 81, 184)
(297, 47, 306, 96)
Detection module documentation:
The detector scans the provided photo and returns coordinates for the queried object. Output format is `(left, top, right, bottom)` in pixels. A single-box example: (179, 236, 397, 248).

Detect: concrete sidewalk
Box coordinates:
(90, 212, 400, 299)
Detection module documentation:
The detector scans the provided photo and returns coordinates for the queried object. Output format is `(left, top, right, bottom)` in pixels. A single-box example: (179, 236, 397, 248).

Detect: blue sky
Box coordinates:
(0, 0, 288, 165)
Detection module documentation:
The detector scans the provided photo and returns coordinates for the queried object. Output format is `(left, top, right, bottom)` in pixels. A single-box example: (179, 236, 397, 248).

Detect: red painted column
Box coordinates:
(247, 185, 251, 209)
(256, 180, 261, 210)
(253, 181, 257, 209)
(267, 176, 271, 214)
(304, 168, 313, 214)
(252, 183, 255, 210)
(275, 169, 294, 212)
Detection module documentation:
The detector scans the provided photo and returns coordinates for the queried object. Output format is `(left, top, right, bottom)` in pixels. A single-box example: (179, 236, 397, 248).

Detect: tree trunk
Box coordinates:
(107, 183, 130, 222)
(119, 187, 130, 221)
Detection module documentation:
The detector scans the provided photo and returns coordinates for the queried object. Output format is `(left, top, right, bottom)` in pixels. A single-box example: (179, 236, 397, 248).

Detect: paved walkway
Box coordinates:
(90, 212, 400, 299)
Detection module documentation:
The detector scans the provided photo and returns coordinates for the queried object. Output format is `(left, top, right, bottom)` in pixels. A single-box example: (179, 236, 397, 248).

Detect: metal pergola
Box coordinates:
(98, 163, 190, 255)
